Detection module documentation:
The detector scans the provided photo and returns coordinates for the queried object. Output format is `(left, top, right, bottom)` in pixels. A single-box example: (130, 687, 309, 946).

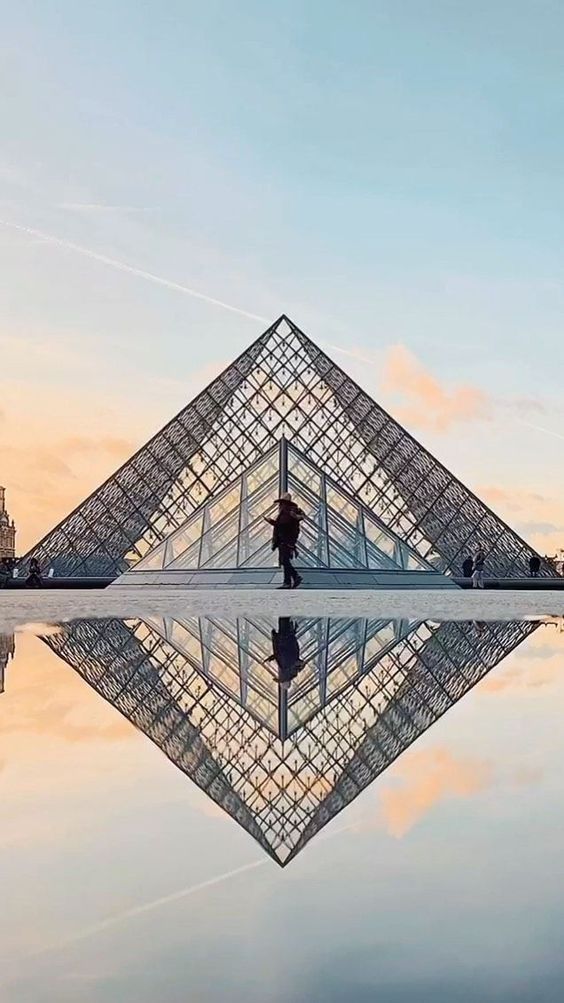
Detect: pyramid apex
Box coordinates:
(273, 312, 297, 329)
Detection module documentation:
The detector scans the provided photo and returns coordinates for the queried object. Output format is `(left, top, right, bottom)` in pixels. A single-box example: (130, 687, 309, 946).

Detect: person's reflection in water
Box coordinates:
(265, 617, 304, 690)
(472, 620, 486, 634)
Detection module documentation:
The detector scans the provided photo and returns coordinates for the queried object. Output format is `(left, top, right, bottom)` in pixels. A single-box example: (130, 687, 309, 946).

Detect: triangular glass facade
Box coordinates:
(138, 613, 420, 738)
(21, 315, 553, 579)
(127, 439, 433, 578)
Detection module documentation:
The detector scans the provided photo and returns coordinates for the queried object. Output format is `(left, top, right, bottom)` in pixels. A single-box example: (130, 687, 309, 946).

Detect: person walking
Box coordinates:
(264, 493, 304, 589)
(26, 557, 42, 588)
(472, 547, 486, 589)
(529, 555, 541, 578)
(462, 554, 473, 578)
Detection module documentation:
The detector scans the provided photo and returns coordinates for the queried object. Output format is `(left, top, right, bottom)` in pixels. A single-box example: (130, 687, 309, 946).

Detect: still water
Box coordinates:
(1, 613, 563, 1002)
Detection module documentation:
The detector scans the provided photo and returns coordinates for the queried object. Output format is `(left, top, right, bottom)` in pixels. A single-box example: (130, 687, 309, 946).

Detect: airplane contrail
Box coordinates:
(323, 342, 378, 365)
(16, 821, 354, 966)
(517, 418, 564, 443)
(0, 219, 385, 366)
(0, 219, 268, 324)
(21, 857, 268, 962)
(8, 218, 556, 447)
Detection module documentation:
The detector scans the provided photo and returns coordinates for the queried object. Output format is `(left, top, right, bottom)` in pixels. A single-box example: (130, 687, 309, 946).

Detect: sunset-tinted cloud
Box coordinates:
(381, 344, 491, 432)
(0, 635, 133, 744)
(0, 334, 227, 551)
(479, 484, 564, 553)
(474, 625, 564, 695)
(378, 747, 492, 837)
(0, 433, 136, 551)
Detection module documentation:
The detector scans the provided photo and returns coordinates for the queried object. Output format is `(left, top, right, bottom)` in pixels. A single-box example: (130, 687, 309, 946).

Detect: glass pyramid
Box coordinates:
(21, 315, 553, 579)
(44, 614, 537, 865)
(122, 439, 434, 582)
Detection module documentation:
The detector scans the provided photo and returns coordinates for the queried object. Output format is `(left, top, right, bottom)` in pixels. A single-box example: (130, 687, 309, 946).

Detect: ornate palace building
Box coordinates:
(0, 487, 16, 561)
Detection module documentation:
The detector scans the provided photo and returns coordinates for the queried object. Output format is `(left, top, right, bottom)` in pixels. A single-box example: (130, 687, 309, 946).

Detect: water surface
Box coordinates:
(1, 612, 563, 1001)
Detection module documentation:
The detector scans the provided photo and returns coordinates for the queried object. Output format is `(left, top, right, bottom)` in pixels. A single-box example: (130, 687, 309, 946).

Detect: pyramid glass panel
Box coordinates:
(167, 538, 202, 570)
(240, 540, 277, 569)
(165, 515, 203, 564)
(21, 315, 555, 580)
(118, 438, 441, 584)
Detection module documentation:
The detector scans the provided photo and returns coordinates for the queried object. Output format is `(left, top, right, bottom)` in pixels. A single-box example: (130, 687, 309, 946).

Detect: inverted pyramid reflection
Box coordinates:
(44, 615, 536, 865)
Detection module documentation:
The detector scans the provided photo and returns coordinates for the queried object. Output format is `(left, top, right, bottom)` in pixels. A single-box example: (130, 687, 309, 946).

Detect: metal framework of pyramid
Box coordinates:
(115, 438, 447, 588)
(22, 315, 552, 579)
(44, 614, 537, 865)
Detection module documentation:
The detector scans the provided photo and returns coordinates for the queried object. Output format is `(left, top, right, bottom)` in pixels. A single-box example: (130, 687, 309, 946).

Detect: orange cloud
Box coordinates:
(378, 747, 492, 837)
(478, 661, 560, 694)
(1, 446, 132, 552)
(0, 634, 133, 744)
(0, 421, 137, 551)
(0, 343, 227, 551)
(479, 484, 564, 554)
(381, 345, 491, 432)
(478, 652, 564, 694)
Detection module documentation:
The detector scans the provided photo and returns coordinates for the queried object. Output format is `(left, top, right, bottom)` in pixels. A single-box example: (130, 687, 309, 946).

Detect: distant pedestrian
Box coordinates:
(26, 557, 42, 588)
(472, 548, 486, 589)
(264, 493, 304, 589)
(462, 555, 473, 578)
(529, 555, 541, 578)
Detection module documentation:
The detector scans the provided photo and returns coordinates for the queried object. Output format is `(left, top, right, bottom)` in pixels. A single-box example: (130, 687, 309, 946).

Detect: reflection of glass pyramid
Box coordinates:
(21, 316, 551, 579)
(136, 614, 425, 738)
(44, 615, 537, 865)
(115, 439, 439, 587)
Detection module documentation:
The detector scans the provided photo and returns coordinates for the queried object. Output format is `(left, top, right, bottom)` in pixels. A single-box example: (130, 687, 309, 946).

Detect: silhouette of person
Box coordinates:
(264, 493, 304, 589)
(265, 618, 304, 689)
(462, 555, 473, 578)
(529, 555, 541, 578)
(26, 557, 42, 589)
(472, 547, 486, 589)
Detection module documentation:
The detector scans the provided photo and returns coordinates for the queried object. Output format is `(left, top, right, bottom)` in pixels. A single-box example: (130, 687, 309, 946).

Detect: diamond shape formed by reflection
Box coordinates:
(43, 615, 537, 865)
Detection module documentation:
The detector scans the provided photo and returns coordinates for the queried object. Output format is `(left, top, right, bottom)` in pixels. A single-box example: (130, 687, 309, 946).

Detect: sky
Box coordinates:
(2, 619, 564, 1001)
(1, 1, 564, 554)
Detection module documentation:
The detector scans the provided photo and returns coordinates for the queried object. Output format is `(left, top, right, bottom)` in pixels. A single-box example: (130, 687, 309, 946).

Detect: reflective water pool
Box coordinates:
(1, 614, 563, 1001)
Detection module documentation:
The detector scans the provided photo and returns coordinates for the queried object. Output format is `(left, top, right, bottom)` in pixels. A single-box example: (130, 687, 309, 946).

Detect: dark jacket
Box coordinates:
(271, 618, 302, 683)
(462, 557, 473, 577)
(271, 503, 303, 551)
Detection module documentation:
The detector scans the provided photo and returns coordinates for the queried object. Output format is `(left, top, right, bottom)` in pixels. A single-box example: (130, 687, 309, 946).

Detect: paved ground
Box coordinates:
(1, 587, 564, 631)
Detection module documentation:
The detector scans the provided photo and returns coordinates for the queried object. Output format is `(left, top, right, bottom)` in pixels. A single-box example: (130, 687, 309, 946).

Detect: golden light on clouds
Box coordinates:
(378, 747, 492, 838)
(0, 330, 226, 552)
(382, 344, 491, 432)
(0, 633, 134, 747)
(479, 484, 564, 555)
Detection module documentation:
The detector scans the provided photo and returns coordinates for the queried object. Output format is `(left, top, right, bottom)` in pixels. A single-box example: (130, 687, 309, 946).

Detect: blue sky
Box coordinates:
(1, 1, 564, 550)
